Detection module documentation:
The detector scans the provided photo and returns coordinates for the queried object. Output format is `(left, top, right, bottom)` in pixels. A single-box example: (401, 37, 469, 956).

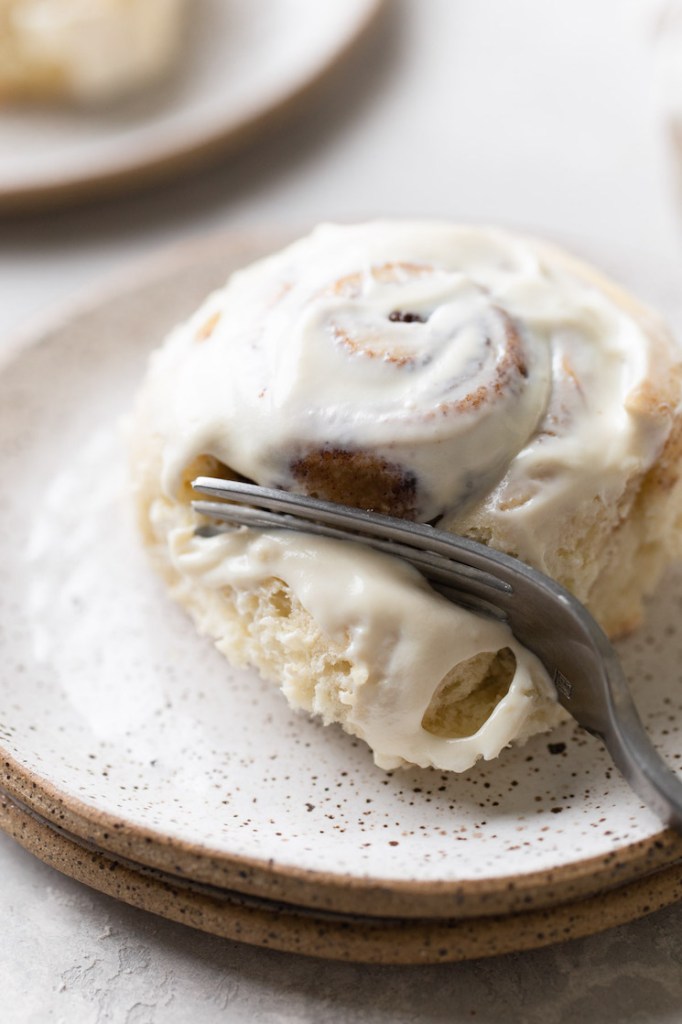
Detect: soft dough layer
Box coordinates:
(130, 221, 682, 771)
(163, 513, 561, 771)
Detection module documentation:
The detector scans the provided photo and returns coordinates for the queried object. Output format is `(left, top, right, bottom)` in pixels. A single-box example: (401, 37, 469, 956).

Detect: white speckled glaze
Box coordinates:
(1, 231, 682, 923)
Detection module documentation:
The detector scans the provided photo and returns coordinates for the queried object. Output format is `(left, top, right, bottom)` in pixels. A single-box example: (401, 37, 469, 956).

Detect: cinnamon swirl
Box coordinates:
(130, 222, 682, 771)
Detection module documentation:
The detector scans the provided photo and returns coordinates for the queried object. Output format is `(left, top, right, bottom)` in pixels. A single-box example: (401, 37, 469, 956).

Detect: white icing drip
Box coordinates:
(167, 524, 559, 772)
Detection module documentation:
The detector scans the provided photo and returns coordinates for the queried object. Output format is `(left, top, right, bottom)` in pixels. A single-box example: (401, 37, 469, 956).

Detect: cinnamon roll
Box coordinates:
(130, 222, 682, 771)
(0, 0, 186, 104)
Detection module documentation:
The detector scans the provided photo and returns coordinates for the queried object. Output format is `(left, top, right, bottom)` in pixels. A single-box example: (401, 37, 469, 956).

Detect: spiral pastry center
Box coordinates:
(156, 227, 619, 522)
(253, 261, 552, 519)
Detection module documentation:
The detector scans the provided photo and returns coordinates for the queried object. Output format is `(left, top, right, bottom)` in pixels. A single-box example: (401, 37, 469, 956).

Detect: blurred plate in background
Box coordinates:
(0, 0, 383, 213)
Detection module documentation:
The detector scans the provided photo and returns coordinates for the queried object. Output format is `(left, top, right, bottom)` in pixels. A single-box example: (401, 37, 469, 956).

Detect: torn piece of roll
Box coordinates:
(129, 221, 682, 771)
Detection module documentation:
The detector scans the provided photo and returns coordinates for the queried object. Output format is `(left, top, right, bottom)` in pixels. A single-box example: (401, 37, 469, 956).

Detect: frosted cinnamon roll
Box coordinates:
(130, 222, 682, 771)
(0, 0, 186, 104)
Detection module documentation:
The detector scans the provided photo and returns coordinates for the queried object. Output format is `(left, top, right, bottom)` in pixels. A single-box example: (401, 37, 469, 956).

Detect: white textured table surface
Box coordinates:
(2, 2, 682, 1021)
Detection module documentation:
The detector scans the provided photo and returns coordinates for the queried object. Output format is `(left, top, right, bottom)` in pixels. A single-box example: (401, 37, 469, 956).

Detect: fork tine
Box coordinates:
(427, 583, 510, 621)
(194, 511, 509, 618)
(192, 478, 513, 594)
(191, 496, 510, 598)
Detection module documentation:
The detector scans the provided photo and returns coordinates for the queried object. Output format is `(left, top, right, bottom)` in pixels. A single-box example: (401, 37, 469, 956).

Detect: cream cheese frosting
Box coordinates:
(0, 0, 186, 102)
(149, 222, 678, 565)
(164, 521, 559, 772)
(132, 221, 682, 771)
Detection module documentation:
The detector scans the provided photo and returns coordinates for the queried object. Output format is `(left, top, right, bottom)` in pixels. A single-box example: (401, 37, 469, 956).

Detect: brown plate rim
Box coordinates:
(2, 791, 682, 965)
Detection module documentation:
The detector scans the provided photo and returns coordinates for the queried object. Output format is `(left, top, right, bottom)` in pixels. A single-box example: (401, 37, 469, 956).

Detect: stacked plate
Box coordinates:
(1, 232, 682, 964)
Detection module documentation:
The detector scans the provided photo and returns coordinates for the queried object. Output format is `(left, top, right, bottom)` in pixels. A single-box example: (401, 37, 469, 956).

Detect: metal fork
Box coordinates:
(192, 477, 682, 830)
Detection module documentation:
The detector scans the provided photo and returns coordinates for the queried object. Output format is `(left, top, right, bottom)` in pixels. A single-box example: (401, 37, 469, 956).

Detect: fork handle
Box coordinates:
(553, 652, 682, 831)
(596, 663, 682, 831)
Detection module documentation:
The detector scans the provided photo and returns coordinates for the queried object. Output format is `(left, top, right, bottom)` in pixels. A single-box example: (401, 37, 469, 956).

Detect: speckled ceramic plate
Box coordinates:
(3, 792, 682, 964)
(0, 0, 383, 212)
(1, 229, 682, 934)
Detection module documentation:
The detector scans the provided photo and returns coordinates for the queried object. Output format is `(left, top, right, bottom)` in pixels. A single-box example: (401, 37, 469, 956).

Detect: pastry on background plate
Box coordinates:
(0, 0, 187, 104)
(129, 221, 682, 772)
